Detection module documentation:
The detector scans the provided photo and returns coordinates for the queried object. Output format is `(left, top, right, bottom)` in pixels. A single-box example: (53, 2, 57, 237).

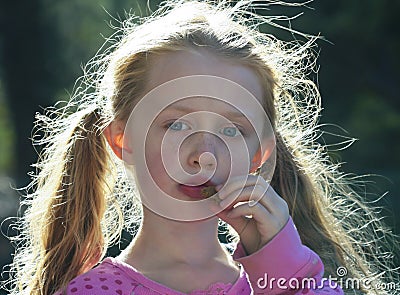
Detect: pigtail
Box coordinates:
(6, 2, 398, 295)
(11, 107, 113, 295)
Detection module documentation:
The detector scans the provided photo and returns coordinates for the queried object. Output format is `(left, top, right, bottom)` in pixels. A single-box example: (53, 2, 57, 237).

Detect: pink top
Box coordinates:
(54, 217, 344, 294)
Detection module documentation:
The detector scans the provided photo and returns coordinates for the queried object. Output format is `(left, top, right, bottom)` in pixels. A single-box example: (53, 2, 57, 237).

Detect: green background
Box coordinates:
(0, 1, 399, 292)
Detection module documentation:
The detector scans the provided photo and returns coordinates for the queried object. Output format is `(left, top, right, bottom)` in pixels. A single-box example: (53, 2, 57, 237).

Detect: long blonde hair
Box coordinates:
(5, 1, 399, 294)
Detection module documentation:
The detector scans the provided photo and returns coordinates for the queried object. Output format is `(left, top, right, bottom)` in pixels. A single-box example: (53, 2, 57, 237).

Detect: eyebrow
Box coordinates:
(165, 104, 246, 118)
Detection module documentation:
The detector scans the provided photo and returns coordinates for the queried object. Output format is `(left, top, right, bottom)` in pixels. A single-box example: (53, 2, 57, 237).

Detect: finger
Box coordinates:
(219, 184, 269, 209)
(225, 202, 283, 243)
(217, 175, 265, 200)
(227, 202, 272, 221)
(257, 185, 289, 216)
(217, 180, 288, 219)
(219, 184, 286, 216)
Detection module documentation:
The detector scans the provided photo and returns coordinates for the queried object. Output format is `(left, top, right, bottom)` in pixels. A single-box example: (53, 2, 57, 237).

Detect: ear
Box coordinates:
(103, 121, 132, 161)
(249, 137, 275, 173)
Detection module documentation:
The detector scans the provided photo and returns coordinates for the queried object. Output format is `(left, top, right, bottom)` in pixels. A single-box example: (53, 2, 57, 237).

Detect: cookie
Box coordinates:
(201, 186, 217, 197)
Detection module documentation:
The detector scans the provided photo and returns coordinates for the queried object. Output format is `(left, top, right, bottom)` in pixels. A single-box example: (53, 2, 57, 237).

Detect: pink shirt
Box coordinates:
(54, 217, 344, 294)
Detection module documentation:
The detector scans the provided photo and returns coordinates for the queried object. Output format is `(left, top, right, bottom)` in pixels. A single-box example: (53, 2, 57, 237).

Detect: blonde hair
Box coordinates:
(5, 1, 399, 294)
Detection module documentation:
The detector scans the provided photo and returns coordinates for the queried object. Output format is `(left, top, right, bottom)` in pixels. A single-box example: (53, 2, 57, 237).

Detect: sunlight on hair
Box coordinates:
(4, 1, 399, 294)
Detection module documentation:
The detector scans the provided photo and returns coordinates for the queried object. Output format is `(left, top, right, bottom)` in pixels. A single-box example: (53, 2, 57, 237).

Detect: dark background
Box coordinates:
(0, 0, 399, 293)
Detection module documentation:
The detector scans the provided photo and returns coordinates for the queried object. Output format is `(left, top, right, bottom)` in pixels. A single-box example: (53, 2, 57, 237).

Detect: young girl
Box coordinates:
(6, 0, 399, 294)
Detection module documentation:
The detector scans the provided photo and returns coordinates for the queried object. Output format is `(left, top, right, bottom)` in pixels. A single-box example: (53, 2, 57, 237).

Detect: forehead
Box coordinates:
(160, 96, 254, 121)
(146, 49, 264, 106)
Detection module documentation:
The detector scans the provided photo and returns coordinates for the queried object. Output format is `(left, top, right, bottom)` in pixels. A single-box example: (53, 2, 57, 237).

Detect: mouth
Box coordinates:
(178, 182, 217, 200)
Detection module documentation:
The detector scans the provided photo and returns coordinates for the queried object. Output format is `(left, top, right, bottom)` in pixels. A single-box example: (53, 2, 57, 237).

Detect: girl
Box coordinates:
(6, 0, 399, 294)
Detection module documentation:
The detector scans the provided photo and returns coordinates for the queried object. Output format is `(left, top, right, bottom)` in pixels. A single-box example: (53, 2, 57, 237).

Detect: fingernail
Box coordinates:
(216, 189, 225, 200)
(249, 200, 257, 207)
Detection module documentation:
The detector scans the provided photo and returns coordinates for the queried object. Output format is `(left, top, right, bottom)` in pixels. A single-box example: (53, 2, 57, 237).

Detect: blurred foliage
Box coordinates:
(0, 0, 399, 293)
(347, 93, 400, 168)
(0, 81, 14, 173)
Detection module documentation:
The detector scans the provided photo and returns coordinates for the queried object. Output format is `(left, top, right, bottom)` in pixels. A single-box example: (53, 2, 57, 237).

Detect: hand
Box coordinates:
(214, 175, 290, 255)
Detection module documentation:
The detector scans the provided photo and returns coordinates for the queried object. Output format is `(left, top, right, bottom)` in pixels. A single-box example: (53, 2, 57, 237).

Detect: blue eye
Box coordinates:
(221, 126, 240, 137)
(168, 121, 189, 131)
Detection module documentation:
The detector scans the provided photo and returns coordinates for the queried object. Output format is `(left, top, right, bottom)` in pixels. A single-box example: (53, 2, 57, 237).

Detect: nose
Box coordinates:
(186, 132, 218, 171)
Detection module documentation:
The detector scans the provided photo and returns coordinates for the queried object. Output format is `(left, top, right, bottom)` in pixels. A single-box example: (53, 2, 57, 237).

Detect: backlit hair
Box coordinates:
(5, 1, 399, 294)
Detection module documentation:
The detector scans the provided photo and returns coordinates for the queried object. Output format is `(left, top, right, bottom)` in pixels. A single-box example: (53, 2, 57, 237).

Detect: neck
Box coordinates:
(120, 207, 225, 270)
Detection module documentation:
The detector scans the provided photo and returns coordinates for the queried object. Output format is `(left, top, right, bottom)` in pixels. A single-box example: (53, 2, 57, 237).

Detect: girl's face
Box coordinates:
(123, 49, 274, 220)
(146, 96, 257, 200)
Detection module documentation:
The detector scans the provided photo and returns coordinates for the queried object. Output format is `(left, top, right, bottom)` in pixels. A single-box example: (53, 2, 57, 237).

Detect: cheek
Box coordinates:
(247, 138, 260, 159)
(144, 130, 163, 173)
(145, 145, 170, 189)
(144, 130, 180, 181)
(244, 136, 261, 168)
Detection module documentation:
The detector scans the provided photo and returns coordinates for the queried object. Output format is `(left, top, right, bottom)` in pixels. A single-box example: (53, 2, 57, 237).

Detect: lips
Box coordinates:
(179, 183, 216, 199)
